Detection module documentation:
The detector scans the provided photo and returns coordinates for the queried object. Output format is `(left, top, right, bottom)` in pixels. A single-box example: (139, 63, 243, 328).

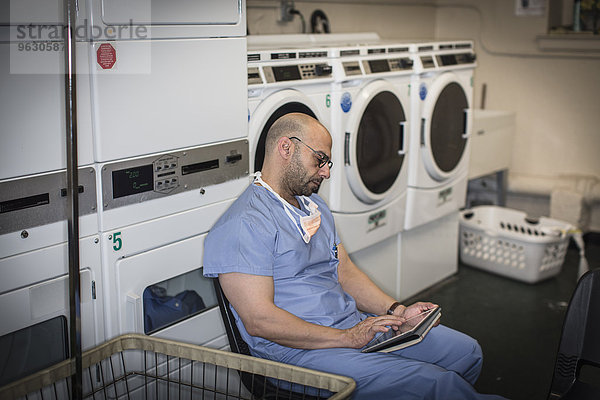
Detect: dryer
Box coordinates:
(87, 0, 246, 39)
(0, 2, 94, 180)
(247, 43, 334, 173)
(320, 42, 415, 255)
(86, 0, 247, 162)
(398, 41, 477, 300)
(0, 168, 103, 387)
(95, 137, 251, 397)
(97, 139, 249, 348)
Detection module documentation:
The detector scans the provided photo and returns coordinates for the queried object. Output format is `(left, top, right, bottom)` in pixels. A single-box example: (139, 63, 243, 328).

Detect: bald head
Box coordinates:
(264, 113, 326, 157)
(259, 113, 332, 204)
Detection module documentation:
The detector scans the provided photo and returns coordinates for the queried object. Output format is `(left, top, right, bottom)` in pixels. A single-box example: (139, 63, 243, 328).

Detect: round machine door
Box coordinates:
(345, 80, 408, 204)
(249, 89, 321, 173)
(421, 72, 471, 182)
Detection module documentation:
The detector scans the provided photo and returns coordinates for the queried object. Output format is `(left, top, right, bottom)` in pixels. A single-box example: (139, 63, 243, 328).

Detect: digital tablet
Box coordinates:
(361, 306, 442, 353)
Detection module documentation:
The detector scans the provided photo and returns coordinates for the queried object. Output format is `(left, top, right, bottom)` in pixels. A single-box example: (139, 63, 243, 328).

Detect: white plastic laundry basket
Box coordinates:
(459, 206, 574, 283)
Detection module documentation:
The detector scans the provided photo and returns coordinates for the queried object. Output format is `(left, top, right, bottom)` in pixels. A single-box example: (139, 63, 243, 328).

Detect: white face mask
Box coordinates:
(254, 172, 321, 243)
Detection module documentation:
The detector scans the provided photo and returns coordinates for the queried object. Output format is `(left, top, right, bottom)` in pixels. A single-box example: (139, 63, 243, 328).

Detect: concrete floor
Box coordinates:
(404, 234, 600, 400)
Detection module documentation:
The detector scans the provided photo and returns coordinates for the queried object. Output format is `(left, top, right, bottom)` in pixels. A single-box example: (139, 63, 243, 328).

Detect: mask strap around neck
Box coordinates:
(254, 173, 305, 214)
(253, 172, 314, 243)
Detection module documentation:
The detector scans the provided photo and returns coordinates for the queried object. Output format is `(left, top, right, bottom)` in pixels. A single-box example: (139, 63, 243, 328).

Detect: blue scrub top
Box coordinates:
(204, 183, 365, 361)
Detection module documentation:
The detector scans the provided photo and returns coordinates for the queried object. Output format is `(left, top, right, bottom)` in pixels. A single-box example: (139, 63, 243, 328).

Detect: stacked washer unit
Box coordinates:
(322, 41, 416, 299)
(0, 1, 102, 386)
(91, 0, 248, 349)
(246, 35, 415, 300)
(399, 41, 477, 300)
(246, 38, 335, 174)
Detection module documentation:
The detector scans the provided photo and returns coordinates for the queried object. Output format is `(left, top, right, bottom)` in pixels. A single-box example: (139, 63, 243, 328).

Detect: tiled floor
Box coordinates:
(404, 234, 600, 400)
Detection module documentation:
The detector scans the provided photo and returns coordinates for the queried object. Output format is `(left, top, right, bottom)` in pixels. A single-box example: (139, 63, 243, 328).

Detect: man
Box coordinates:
(204, 113, 505, 399)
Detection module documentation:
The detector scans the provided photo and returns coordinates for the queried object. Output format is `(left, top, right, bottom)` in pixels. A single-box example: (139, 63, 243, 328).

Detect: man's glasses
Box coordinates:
(288, 136, 333, 169)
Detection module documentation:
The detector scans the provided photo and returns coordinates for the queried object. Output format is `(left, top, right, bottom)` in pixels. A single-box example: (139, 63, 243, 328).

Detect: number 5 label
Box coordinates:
(112, 232, 123, 251)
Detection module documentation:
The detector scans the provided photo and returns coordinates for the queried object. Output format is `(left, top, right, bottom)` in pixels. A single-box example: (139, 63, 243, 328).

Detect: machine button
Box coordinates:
(315, 64, 332, 76)
(401, 58, 414, 68)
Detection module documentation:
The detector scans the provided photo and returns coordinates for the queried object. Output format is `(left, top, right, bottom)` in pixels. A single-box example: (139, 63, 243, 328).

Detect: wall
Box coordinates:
(247, 0, 436, 38)
(434, 0, 600, 230)
(247, 0, 600, 230)
(435, 0, 600, 178)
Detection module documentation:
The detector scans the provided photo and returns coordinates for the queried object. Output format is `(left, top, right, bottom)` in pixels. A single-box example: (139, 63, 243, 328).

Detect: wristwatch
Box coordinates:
(387, 301, 403, 315)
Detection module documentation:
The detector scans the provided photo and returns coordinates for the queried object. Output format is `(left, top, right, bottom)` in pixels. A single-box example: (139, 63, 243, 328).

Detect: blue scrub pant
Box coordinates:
(283, 325, 507, 400)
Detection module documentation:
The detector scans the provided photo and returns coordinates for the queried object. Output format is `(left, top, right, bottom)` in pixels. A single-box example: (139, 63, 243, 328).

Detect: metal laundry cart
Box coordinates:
(0, 334, 355, 400)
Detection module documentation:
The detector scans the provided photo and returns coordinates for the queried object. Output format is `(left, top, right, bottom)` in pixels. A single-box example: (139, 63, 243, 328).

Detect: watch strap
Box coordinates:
(387, 301, 403, 315)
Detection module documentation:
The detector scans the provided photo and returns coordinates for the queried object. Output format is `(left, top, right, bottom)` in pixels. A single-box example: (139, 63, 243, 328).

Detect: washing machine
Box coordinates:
(247, 41, 335, 173)
(398, 41, 477, 301)
(245, 32, 386, 173)
(320, 42, 415, 255)
(97, 139, 249, 349)
(405, 40, 476, 229)
(300, 41, 413, 300)
(0, 168, 103, 387)
(85, 0, 247, 162)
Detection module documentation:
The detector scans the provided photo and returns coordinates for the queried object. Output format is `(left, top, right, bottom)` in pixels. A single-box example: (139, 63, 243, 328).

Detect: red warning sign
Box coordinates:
(97, 43, 116, 70)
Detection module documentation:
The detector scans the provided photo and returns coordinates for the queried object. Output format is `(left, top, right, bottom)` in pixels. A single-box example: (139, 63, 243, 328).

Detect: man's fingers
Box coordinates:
(366, 315, 404, 330)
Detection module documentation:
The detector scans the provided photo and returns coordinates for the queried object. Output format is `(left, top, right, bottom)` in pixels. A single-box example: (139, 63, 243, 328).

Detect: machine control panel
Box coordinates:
(0, 167, 97, 235)
(101, 138, 249, 210)
(436, 53, 476, 66)
(362, 57, 414, 75)
(260, 62, 333, 84)
(270, 51, 329, 59)
(419, 52, 476, 70)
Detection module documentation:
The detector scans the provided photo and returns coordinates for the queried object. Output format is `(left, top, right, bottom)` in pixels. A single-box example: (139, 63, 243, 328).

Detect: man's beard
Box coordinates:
(283, 151, 323, 197)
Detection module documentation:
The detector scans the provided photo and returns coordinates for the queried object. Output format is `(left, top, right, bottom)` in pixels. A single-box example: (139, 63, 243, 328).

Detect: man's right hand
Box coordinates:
(343, 315, 405, 349)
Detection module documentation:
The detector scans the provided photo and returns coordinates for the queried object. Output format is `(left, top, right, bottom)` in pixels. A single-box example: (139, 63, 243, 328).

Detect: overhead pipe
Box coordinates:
(63, 0, 82, 397)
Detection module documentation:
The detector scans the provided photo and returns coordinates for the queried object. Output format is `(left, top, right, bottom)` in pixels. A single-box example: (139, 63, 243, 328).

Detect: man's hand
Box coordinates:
(343, 314, 405, 348)
(401, 301, 441, 327)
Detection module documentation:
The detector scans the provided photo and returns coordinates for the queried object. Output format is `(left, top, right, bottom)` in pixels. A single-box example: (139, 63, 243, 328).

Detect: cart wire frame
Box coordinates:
(0, 334, 355, 400)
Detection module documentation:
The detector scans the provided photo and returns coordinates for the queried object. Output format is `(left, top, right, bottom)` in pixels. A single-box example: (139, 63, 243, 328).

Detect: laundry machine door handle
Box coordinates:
(398, 121, 406, 156)
(461, 109, 471, 139)
(344, 132, 351, 165)
(126, 293, 143, 333)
